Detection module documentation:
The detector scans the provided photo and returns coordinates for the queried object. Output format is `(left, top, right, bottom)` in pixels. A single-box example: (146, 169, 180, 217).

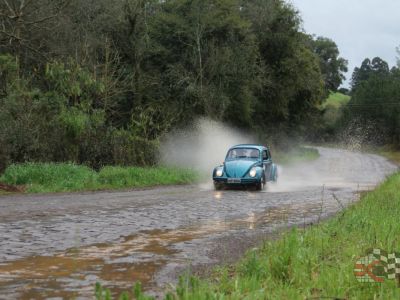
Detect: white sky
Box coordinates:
(290, 0, 400, 87)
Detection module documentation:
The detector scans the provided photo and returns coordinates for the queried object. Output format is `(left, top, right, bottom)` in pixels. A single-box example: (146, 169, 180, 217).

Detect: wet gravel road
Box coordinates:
(0, 147, 397, 299)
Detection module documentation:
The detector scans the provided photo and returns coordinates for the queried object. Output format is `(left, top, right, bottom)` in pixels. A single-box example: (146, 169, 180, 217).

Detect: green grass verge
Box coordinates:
(378, 150, 400, 165)
(96, 172, 400, 299)
(0, 163, 199, 193)
(322, 92, 351, 109)
(274, 147, 320, 166)
(355, 145, 400, 166)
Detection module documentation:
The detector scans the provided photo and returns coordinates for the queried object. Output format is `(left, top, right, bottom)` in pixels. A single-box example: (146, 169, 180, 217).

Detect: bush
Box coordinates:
(0, 59, 160, 172)
(110, 130, 159, 167)
(0, 163, 98, 192)
(98, 166, 198, 188)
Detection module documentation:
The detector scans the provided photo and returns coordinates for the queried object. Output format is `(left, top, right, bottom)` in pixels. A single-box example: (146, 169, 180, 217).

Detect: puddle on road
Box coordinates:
(0, 201, 341, 299)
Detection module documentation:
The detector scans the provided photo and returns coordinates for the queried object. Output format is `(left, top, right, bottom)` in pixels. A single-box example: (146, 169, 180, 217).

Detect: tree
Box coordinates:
(242, 0, 323, 134)
(311, 36, 348, 94)
(145, 0, 261, 128)
(0, 0, 70, 70)
(345, 62, 400, 147)
(351, 57, 389, 92)
(0, 0, 338, 170)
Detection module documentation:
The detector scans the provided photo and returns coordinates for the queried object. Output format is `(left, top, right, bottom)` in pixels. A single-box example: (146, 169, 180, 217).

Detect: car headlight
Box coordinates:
(249, 167, 257, 178)
(216, 167, 223, 177)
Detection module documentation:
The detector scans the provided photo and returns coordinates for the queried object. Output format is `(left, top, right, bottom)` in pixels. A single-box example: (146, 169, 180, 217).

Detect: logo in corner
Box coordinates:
(354, 248, 400, 284)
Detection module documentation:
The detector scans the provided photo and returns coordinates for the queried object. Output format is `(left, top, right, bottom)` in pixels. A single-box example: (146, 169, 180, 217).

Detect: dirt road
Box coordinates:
(0, 147, 397, 299)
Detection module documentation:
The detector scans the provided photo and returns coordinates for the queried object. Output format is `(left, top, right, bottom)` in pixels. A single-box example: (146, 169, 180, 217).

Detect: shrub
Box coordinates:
(0, 162, 98, 192)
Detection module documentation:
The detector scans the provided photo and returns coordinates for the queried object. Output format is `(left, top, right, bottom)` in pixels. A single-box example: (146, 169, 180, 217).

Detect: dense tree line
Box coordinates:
(338, 56, 400, 147)
(0, 0, 347, 171)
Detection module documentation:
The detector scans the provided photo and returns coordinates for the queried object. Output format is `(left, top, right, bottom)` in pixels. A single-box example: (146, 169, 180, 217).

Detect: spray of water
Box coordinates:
(160, 118, 256, 174)
(337, 118, 386, 152)
(160, 118, 396, 193)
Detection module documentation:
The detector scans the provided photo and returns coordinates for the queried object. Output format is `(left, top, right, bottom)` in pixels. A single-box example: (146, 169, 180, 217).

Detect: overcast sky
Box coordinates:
(290, 0, 400, 87)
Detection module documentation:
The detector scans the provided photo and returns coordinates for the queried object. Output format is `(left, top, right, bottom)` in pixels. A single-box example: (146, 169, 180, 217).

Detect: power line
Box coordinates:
(345, 103, 400, 107)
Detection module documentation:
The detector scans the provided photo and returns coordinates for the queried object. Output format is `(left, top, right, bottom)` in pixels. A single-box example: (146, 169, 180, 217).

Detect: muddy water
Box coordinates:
(0, 148, 397, 299)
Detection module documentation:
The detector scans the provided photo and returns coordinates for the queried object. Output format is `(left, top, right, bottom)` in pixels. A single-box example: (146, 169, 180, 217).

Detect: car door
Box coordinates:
(262, 149, 272, 180)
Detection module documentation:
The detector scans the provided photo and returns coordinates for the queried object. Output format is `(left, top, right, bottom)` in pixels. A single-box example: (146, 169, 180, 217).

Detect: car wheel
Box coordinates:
(214, 182, 223, 191)
(256, 175, 265, 191)
(273, 171, 278, 182)
(271, 166, 278, 182)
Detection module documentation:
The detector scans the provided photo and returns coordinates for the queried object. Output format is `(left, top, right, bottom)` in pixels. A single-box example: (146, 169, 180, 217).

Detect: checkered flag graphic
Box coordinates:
(368, 248, 400, 280)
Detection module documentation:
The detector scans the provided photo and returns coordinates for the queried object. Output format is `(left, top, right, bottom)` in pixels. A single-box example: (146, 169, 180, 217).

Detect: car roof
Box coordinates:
(229, 144, 268, 151)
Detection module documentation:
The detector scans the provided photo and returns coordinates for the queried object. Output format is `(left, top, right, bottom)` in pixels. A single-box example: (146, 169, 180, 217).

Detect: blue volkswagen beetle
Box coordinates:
(212, 144, 278, 190)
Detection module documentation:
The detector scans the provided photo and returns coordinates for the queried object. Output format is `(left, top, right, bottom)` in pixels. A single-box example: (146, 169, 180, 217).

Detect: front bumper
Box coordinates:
(213, 177, 261, 185)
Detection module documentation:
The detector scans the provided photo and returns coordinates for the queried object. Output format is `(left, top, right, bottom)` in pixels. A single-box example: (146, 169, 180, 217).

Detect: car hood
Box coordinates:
(224, 160, 258, 178)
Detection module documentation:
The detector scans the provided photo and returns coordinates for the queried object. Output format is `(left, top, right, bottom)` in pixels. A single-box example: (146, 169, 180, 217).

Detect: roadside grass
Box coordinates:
(377, 149, 400, 165)
(98, 166, 199, 189)
(382, 152, 400, 165)
(274, 146, 320, 166)
(96, 172, 400, 299)
(0, 163, 199, 193)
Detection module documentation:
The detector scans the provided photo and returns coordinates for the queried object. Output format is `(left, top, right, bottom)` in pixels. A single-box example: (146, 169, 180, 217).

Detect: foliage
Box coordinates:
(320, 56, 400, 148)
(1, 162, 98, 192)
(0, 0, 69, 69)
(0, 55, 157, 171)
(311, 36, 348, 94)
(0, 0, 336, 171)
(98, 165, 199, 188)
(0, 162, 198, 193)
(351, 57, 390, 92)
(342, 58, 400, 147)
(243, 0, 324, 133)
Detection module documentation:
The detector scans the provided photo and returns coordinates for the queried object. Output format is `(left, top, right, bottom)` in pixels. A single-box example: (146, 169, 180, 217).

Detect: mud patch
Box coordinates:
(0, 253, 165, 299)
(0, 183, 25, 193)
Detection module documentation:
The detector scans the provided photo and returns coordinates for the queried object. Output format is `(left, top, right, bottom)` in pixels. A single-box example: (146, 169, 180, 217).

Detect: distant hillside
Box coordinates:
(322, 92, 351, 109)
(322, 92, 351, 127)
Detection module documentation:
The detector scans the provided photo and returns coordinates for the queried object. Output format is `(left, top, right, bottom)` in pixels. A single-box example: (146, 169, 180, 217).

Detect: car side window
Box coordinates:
(262, 150, 268, 160)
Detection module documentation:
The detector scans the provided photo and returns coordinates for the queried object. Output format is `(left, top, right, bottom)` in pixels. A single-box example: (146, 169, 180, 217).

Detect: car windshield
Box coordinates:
(226, 148, 260, 160)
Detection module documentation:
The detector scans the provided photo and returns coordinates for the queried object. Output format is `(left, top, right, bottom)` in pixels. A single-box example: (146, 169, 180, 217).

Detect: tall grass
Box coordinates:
(0, 163, 199, 193)
(98, 166, 199, 188)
